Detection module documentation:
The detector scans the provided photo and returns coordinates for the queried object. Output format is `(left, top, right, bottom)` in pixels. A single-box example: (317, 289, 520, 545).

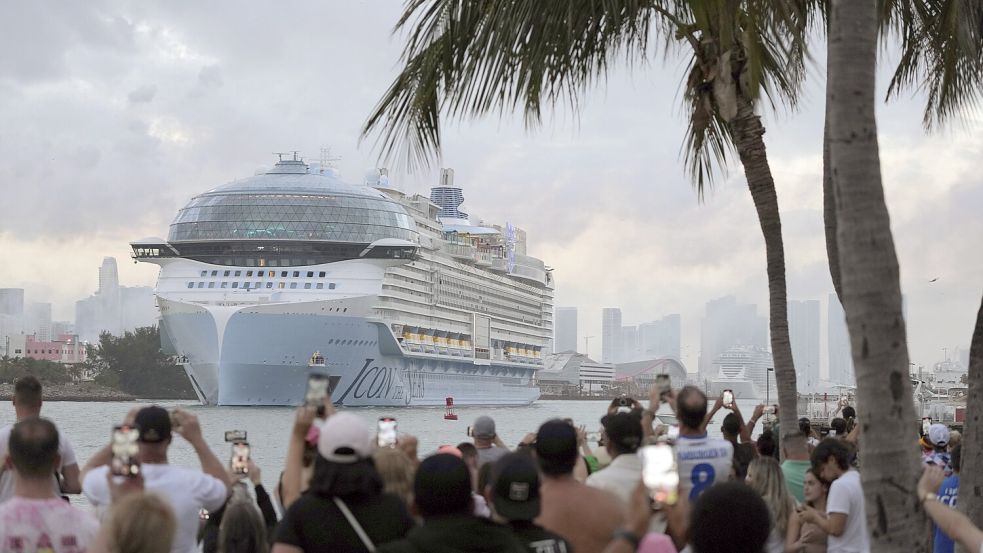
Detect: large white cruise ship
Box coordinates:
(131, 157, 554, 406)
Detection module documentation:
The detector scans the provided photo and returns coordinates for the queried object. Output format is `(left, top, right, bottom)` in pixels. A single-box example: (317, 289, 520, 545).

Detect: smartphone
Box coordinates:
(377, 417, 398, 448)
(466, 425, 473, 437)
(764, 405, 777, 415)
(225, 430, 247, 443)
(639, 444, 679, 505)
(655, 374, 671, 400)
(722, 389, 734, 408)
(305, 373, 330, 416)
(667, 425, 680, 442)
(230, 442, 250, 475)
(111, 425, 141, 477)
(921, 417, 932, 435)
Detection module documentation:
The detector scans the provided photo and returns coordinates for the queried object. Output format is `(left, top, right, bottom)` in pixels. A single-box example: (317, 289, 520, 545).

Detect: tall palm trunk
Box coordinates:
(730, 94, 798, 438)
(959, 297, 983, 529)
(823, 66, 843, 301)
(828, 1, 927, 551)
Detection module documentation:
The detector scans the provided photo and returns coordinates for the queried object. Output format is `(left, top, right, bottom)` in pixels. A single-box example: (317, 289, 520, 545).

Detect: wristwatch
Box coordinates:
(922, 492, 938, 503)
(612, 528, 641, 550)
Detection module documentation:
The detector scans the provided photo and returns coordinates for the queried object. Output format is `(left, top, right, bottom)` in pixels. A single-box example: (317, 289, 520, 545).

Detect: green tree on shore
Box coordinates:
(0, 356, 73, 385)
(88, 327, 196, 399)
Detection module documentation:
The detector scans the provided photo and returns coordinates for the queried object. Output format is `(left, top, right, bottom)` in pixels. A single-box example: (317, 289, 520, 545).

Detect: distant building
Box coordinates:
(827, 294, 854, 385)
(0, 289, 25, 316)
(7, 334, 87, 364)
(26, 302, 52, 342)
(75, 257, 157, 342)
(699, 296, 767, 381)
(602, 308, 623, 363)
(540, 352, 615, 395)
(554, 307, 578, 353)
(621, 325, 638, 362)
(788, 300, 820, 391)
(638, 314, 681, 360)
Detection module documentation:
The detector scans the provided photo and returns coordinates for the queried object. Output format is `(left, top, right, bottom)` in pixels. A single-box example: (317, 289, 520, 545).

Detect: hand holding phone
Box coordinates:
(230, 442, 250, 475)
(722, 390, 734, 409)
(655, 374, 671, 402)
(639, 445, 678, 506)
(305, 373, 330, 417)
(764, 405, 777, 415)
(377, 417, 398, 448)
(921, 417, 932, 436)
(225, 430, 247, 443)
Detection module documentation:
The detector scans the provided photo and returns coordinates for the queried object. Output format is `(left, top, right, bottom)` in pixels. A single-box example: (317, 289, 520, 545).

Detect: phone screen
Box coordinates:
(722, 390, 734, 407)
(111, 425, 140, 477)
(667, 425, 680, 442)
(377, 417, 398, 448)
(231, 442, 250, 474)
(305, 374, 330, 414)
(922, 418, 931, 435)
(640, 445, 678, 505)
(466, 425, 473, 437)
(225, 430, 247, 443)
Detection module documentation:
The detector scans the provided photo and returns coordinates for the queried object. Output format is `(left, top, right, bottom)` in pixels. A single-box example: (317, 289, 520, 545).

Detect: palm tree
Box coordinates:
(827, 0, 928, 550)
(964, 299, 983, 527)
(362, 0, 813, 433)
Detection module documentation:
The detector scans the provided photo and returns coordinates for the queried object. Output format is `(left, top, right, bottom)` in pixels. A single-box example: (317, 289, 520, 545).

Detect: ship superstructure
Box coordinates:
(132, 158, 553, 406)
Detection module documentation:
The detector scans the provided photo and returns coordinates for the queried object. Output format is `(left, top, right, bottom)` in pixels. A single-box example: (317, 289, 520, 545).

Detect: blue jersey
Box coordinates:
(933, 475, 960, 553)
(675, 435, 733, 500)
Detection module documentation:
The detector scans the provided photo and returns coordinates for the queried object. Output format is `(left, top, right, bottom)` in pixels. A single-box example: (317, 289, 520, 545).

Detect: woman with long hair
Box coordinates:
(218, 496, 269, 553)
(96, 492, 176, 553)
(746, 457, 797, 553)
(786, 468, 830, 553)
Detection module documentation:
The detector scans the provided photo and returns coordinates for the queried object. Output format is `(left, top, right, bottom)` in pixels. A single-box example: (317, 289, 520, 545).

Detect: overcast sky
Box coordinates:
(1, 1, 980, 376)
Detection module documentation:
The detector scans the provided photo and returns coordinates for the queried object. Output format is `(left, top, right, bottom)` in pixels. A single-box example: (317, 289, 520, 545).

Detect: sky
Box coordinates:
(1, 1, 980, 376)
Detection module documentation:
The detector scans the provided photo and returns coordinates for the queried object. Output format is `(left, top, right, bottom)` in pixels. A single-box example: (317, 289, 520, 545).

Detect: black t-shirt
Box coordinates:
(274, 492, 414, 552)
(509, 521, 573, 553)
(731, 442, 757, 480)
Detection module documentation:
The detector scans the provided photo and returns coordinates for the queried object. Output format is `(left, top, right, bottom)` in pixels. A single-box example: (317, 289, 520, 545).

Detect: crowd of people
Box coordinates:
(0, 374, 979, 553)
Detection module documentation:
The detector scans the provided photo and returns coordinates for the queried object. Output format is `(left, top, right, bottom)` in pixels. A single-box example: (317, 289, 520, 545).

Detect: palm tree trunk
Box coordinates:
(958, 296, 983, 529)
(823, 86, 843, 301)
(730, 94, 799, 442)
(828, 1, 928, 551)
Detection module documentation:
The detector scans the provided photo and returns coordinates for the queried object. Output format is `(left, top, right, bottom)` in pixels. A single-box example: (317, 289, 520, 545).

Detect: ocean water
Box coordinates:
(2, 398, 767, 507)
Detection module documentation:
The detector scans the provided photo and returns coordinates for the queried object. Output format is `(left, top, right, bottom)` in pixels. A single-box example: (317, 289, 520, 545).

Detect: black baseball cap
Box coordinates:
(134, 406, 172, 443)
(601, 412, 643, 452)
(490, 453, 541, 521)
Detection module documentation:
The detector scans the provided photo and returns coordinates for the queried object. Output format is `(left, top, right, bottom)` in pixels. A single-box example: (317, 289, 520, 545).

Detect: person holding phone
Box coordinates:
(82, 406, 232, 553)
(662, 386, 733, 501)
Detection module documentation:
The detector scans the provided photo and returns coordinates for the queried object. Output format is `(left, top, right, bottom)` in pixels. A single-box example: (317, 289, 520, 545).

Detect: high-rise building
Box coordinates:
(75, 257, 154, 342)
(788, 300, 820, 391)
(602, 308, 623, 363)
(639, 314, 681, 359)
(699, 296, 767, 381)
(621, 325, 639, 362)
(0, 289, 25, 316)
(26, 302, 53, 342)
(554, 307, 578, 353)
(828, 294, 854, 385)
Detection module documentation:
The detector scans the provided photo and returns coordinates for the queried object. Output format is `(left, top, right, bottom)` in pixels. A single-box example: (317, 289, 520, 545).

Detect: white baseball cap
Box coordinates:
(928, 423, 950, 448)
(317, 412, 373, 463)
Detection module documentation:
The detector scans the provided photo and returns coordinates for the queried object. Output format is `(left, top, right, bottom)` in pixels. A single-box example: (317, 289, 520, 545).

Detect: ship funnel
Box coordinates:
(440, 168, 454, 187)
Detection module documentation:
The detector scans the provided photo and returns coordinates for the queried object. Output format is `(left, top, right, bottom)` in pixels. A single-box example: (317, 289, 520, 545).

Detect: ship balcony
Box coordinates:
(443, 242, 477, 262)
(475, 252, 493, 266)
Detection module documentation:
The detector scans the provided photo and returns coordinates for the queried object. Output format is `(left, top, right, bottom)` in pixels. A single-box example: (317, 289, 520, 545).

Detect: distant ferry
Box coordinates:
(132, 157, 554, 406)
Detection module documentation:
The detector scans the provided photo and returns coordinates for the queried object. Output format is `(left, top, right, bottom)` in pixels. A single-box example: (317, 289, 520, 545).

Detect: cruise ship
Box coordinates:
(708, 346, 774, 400)
(131, 156, 554, 406)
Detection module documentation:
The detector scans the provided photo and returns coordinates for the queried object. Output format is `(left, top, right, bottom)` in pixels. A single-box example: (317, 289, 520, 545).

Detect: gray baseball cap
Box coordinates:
(473, 415, 496, 438)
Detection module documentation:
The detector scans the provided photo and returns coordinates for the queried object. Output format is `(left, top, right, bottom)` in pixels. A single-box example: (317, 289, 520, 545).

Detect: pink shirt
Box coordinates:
(0, 497, 100, 553)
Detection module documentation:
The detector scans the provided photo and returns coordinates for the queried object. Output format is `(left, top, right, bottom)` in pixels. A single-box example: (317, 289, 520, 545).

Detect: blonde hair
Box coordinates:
(747, 457, 796, 536)
(104, 492, 176, 553)
(218, 497, 268, 553)
(372, 447, 415, 507)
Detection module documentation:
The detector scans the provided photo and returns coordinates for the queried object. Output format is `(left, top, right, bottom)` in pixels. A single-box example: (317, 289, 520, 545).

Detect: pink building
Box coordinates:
(13, 334, 87, 364)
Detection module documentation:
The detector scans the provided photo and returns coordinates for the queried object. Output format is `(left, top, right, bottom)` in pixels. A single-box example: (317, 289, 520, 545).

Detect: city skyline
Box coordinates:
(1, 3, 979, 375)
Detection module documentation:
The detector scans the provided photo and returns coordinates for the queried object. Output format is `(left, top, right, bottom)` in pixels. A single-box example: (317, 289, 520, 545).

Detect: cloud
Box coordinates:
(127, 84, 157, 103)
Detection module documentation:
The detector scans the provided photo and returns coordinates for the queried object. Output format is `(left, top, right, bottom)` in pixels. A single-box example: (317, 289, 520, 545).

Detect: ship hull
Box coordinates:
(160, 298, 540, 406)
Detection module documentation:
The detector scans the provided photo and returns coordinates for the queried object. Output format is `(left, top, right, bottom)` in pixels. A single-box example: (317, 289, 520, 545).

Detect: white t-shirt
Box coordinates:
(0, 496, 99, 552)
(0, 424, 79, 503)
(84, 464, 228, 553)
(826, 469, 869, 553)
(675, 434, 734, 500)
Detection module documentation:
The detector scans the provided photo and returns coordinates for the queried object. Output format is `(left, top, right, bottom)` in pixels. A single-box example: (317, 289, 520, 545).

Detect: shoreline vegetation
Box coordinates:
(0, 382, 135, 402)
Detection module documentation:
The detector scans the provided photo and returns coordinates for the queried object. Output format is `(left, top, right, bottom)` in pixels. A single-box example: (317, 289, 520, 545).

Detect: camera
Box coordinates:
(617, 396, 631, 407)
(225, 430, 247, 442)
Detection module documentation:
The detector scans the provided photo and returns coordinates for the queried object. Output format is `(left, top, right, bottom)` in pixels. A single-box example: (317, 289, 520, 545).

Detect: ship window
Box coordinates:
(278, 282, 285, 289)
(208, 282, 215, 288)
(211, 271, 218, 276)
(197, 282, 205, 288)
(329, 283, 337, 290)
(289, 282, 298, 289)
(304, 283, 312, 289)
(328, 339, 335, 344)
(266, 282, 273, 289)
(343, 308, 348, 312)
(234, 271, 241, 277)
(246, 271, 253, 277)
(268, 271, 275, 277)
(223, 270, 230, 277)
(281, 271, 288, 277)
(307, 271, 314, 277)
(187, 282, 194, 289)
(319, 272, 326, 277)
(200, 271, 207, 277)
(232, 282, 239, 289)
(293, 271, 300, 277)
(220, 282, 228, 289)
(316, 283, 324, 289)
(254, 282, 261, 289)
(242, 283, 249, 290)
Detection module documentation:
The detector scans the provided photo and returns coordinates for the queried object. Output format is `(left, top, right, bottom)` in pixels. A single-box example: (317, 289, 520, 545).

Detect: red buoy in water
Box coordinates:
(444, 397, 458, 420)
